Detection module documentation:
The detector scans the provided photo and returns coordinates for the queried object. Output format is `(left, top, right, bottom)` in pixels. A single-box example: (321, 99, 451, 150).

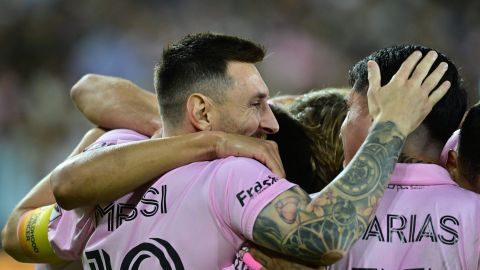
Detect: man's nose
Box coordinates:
(260, 105, 280, 134)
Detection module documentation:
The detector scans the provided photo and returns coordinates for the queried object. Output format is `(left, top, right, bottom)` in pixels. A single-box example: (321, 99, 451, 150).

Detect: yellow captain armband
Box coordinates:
(17, 204, 63, 263)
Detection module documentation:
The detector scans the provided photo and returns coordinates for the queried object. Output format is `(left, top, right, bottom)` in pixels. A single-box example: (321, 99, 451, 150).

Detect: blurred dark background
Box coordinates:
(1, 0, 479, 241)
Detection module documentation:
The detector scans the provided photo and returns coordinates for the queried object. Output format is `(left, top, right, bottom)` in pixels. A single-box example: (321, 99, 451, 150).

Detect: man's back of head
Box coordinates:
(349, 45, 467, 149)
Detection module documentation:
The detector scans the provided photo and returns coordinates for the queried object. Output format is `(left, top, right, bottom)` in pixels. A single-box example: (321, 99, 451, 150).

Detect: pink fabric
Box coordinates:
(35, 261, 82, 270)
(440, 129, 460, 166)
(329, 163, 480, 270)
(242, 252, 262, 270)
(48, 206, 95, 261)
(49, 129, 295, 269)
(43, 130, 150, 269)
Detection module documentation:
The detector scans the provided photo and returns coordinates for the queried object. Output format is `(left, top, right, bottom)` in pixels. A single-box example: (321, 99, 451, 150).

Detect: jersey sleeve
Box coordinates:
(48, 206, 95, 261)
(48, 129, 149, 260)
(211, 157, 296, 241)
(83, 128, 149, 152)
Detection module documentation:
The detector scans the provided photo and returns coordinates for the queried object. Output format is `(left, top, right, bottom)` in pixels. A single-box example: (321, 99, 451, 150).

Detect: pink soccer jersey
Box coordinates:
(328, 163, 480, 270)
(48, 129, 296, 269)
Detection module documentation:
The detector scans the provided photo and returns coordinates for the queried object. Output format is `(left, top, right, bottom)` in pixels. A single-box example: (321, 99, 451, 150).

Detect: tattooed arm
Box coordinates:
(251, 51, 451, 265)
(253, 121, 404, 265)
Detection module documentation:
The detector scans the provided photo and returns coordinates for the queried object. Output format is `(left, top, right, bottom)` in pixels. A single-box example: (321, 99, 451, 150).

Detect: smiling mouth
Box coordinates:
(253, 132, 268, 140)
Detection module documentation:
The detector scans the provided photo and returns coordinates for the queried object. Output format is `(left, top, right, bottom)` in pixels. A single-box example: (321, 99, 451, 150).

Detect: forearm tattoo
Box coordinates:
(253, 121, 405, 265)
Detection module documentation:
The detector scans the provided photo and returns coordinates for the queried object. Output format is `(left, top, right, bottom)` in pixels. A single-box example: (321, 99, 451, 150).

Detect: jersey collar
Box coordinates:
(389, 163, 458, 186)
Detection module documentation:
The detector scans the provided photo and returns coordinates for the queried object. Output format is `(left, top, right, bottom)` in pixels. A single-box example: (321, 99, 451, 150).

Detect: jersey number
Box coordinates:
(85, 238, 184, 270)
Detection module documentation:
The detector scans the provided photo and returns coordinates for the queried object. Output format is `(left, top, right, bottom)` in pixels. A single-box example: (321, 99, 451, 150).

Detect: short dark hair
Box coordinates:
(154, 33, 265, 125)
(458, 103, 480, 182)
(348, 45, 467, 144)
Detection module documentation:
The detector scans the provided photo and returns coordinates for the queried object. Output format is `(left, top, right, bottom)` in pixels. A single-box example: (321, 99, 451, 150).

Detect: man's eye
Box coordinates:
(252, 102, 261, 108)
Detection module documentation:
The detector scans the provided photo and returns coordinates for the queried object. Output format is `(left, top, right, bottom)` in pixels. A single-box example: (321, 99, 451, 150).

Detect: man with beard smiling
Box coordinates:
(3, 35, 449, 269)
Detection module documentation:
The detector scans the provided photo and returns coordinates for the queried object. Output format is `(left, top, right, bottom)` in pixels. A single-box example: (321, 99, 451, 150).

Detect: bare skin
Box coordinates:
(24, 51, 449, 267)
(251, 52, 451, 266)
(1, 128, 105, 263)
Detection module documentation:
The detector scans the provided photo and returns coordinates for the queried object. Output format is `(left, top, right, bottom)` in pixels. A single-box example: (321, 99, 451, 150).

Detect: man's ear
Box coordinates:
(446, 150, 460, 180)
(186, 93, 213, 131)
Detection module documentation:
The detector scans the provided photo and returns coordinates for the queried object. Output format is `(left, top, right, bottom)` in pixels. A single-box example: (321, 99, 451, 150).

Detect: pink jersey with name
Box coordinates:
(329, 163, 480, 270)
(48, 129, 296, 269)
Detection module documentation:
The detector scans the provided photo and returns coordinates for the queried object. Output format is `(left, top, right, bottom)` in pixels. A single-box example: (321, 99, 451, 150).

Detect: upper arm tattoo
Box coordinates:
(253, 121, 405, 265)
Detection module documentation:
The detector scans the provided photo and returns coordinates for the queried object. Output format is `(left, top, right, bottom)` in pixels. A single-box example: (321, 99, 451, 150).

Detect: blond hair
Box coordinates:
(287, 88, 348, 190)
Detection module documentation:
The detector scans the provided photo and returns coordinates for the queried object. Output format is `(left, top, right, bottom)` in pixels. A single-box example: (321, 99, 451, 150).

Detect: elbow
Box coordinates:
(71, 74, 99, 110)
(1, 225, 12, 254)
(50, 165, 78, 210)
(2, 219, 23, 262)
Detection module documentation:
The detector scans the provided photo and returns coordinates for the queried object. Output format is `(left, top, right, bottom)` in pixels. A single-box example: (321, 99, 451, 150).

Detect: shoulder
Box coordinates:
(451, 186, 480, 204)
(430, 185, 480, 211)
(212, 157, 274, 177)
(217, 156, 270, 170)
(98, 129, 149, 142)
(85, 129, 148, 151)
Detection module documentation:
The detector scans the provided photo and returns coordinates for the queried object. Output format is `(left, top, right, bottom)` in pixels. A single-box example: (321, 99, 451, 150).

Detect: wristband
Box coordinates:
(17, 205, 63, 263)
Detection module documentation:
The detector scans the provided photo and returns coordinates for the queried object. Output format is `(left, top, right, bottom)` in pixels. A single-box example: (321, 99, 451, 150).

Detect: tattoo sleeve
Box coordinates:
(252, 121, 405, 266)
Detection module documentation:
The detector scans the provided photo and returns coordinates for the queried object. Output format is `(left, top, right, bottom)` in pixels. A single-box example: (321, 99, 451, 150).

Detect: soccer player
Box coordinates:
(52, 34, 445, 268)
(327, 45, 480, 269)
(242, 45, 475, 270)
(7, 33, 448, 269)
(2, 129, 286, 269)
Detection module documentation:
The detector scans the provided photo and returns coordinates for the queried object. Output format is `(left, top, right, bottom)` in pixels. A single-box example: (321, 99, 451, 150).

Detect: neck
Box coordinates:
(400, 126, 443, 165)
(398, 153, 429, 164)
(161, 118, 197, 137)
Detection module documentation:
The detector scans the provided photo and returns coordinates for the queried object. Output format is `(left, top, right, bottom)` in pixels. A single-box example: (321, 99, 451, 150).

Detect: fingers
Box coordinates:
(264, 141, 285, 178)
(409, 51, 438, 85)
(421, 62, 448, 93)
(218, 134, 285, 178)
(428, 80, 451, 107)
(367, 60, 381, 93)
(367, 60, 381, 118)
(393, 51, 423, 81)
(263, 157, 284, 178)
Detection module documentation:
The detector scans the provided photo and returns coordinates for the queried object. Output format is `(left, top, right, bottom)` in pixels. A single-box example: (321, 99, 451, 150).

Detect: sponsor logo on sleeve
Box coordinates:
(236, 175, 279, 207)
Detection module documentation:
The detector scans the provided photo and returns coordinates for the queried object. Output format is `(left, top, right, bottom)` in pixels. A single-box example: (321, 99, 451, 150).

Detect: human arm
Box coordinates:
(51, 131, 285, 210)
(71, 74, 161, 136)
(250, 51, 451, 265)
(57, 73, 287, 210)
(1, 128, 105, 262)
